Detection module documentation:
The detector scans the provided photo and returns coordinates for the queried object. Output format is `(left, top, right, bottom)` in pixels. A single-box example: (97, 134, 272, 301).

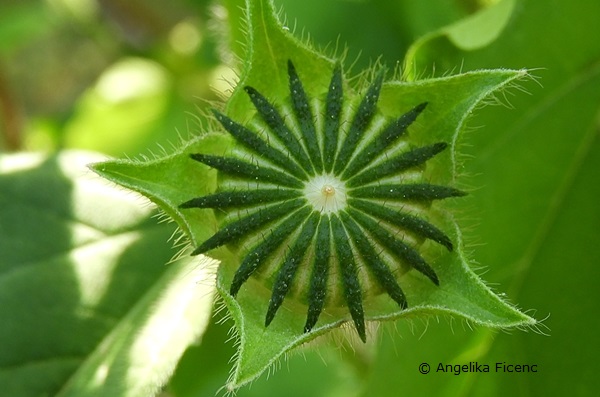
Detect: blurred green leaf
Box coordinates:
(0, 151, 215, 397)
(404, 0, 516, 79)
(62, 57, 207, 158)
(63, 58, 173, 156)
(56, 254, 217, 397)
(167, 318, 236, 397)
(274, 0, 472, 70)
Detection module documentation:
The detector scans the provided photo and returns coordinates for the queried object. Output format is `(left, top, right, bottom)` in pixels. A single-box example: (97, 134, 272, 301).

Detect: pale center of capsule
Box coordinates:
(304, 174, 347, 214)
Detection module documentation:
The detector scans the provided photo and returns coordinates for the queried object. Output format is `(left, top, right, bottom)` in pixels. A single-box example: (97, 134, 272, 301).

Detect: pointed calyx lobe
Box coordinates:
(179, 60, 465, 342)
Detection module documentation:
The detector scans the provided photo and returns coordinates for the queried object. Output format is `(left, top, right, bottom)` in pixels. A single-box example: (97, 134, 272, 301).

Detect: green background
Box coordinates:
(1, 0, 598, 396)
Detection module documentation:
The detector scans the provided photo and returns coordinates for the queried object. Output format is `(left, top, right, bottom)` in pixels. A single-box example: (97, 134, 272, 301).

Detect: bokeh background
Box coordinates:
(1, 0, 599, 396)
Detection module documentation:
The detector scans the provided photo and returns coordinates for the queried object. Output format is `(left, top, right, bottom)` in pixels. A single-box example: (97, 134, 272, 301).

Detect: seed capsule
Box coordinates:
(181, 60, 465, 341)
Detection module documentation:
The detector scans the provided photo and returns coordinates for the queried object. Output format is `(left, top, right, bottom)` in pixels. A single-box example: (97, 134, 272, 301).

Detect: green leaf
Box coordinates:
(56, 254, 217, 397)
(63, 58, 173, 156)
(92, 0, 535, 391)
(90, 133, 231, 247)
(0, 151, 215, 397)
(225, 0, 335, 119)
(404, 0, 516, 80)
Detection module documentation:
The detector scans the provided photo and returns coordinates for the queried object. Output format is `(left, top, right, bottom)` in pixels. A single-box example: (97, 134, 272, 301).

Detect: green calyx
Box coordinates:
(180, 60, 465, 342)
(90, 0, 537, 388)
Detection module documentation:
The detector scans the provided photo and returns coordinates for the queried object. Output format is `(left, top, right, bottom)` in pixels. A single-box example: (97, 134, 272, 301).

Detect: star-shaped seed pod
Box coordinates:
(180, 60, 465, 342)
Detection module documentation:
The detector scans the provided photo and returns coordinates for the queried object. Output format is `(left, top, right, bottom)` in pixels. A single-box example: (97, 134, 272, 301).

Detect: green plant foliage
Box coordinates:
(380, 0, 600, 395)
(0, 151, 216, 396)
(404, 0, 516, 79)
(92, 0, 534, 390)
(2, 0, 599, 396)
